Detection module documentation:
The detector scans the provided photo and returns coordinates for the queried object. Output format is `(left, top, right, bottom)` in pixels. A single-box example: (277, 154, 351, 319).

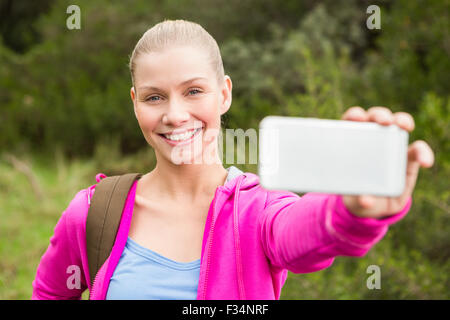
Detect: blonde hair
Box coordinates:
(129, 19, 225, 87)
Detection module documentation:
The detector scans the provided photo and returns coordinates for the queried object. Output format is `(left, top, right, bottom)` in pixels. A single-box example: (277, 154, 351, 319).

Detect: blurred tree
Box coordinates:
(0, 0, 54, 53)
(354, 0, 450, 112)
(0, 0, 448, 159)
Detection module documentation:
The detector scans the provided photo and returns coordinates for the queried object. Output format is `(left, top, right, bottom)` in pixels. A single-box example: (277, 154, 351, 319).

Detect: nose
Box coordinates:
(161, 97, 190, 127)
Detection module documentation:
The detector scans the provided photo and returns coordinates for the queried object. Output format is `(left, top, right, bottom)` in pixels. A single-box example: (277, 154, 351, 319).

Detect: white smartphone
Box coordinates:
(258, 116, 409, 196)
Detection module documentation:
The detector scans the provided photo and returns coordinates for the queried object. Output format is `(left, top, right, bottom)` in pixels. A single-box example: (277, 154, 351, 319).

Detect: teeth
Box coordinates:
(163, 128, 201, 141)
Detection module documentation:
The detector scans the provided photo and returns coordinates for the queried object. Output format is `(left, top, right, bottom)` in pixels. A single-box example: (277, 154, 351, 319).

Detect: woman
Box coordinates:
(32, 19, 434, 300)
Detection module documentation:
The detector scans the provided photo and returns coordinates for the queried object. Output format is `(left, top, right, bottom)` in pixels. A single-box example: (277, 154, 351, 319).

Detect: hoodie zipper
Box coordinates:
(89, 256, 110, 299)
(89, 272, 99, 300)
(200, 188, 220, 300)
(233, 176, 246, 299)
(201, 175, 246, 300)
(88, 253, 104, 299)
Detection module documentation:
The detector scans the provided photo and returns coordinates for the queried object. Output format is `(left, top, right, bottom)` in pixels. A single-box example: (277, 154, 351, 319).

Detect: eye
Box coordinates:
(145, 95, 161, 102)
(187, 88, 202, 96)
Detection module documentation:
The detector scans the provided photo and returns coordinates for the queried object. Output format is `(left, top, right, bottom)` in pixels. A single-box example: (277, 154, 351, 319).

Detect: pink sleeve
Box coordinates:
(31, 190, 89, 300)
(258, 191, 412, 273)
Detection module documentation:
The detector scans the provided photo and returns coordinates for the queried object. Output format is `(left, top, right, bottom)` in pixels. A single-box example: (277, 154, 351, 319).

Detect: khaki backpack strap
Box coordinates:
(86, 173, 142, 288)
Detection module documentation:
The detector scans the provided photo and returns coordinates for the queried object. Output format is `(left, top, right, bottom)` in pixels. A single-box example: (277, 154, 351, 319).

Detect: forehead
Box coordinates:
(133, 46, 216, 87)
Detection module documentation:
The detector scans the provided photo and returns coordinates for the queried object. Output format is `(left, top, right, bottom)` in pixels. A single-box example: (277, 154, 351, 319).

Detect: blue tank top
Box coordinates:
(105, 166, 242, 300)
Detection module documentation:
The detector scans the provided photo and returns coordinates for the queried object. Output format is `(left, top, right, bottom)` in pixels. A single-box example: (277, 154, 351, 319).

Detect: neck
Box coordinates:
(142, 161, 228, 203)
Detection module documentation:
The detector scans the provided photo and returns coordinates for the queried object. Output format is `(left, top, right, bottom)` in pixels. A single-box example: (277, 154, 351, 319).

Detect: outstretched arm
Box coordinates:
(259, 106, 432, 273)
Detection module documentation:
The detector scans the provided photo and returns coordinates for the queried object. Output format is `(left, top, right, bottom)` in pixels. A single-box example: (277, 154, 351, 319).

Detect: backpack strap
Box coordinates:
(86, 172, 142, 289)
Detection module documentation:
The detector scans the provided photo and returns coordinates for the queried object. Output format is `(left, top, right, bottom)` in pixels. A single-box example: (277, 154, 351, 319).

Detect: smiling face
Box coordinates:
(130, 45, 232, 165)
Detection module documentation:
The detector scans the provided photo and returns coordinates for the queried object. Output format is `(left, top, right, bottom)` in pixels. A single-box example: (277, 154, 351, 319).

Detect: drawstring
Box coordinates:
(87, 173, 107, 205)
(95, 173, 107, 182)
(233, 175, 246, 299)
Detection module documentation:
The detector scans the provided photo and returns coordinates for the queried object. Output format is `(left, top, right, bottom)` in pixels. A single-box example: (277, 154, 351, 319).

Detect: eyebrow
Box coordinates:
(137, 77, 208, 92)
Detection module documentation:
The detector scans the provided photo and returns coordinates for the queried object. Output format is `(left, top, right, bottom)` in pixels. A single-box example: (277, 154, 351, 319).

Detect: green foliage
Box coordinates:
(353, 0, 450, 112)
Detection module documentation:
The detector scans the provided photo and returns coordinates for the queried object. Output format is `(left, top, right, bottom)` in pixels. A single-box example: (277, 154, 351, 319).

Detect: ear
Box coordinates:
(130, 86, 138, 119)
(219, 75, 232, 116)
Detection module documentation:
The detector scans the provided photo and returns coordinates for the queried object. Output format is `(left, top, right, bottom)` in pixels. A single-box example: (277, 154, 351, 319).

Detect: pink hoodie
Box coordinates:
(32, 171, 412, 300)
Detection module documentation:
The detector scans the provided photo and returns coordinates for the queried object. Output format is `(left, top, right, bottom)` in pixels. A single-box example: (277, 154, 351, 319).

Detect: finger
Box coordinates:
(367, 106, 395, 126)
(408, 140, 435, 168)
(341, 106, 369, 121)
(358, 194, 376, 209)
(393, 112, 415, 132)
(399, 140, 434, 203)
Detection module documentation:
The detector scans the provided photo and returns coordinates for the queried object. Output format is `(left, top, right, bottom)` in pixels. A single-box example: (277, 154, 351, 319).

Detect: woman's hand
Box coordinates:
(341, 106, 435, 219)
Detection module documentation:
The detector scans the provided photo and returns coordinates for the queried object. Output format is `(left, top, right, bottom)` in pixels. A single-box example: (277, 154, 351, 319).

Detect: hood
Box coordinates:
(222, 165, 260, 194)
